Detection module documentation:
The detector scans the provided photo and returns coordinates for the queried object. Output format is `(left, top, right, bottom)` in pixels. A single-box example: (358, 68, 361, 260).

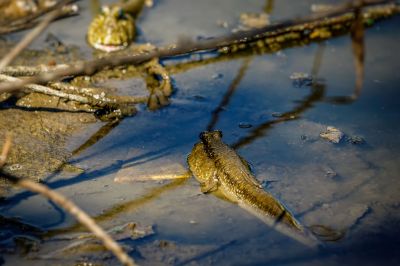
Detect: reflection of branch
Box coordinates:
(232, 44, 326, 149)
(232, 83, 326, 149)
(311, 43, 325, 77)
(351, 2, 365, 95)
(0, 138, 136, 266)
(206, 57, 252, 131)
(45, 177, 189, 237)
(324, 2, 366, 105)
(0, 0, 396, 94)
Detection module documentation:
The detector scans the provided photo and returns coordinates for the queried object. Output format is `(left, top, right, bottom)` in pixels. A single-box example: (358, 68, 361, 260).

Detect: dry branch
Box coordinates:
(0, 134, 11, 168)
(49, 82, 148, 104)
(0, 138, 137, 266)
(0, 64, 70, 76)
(0, 73, 146, 109)
(0, 0, 395, 94)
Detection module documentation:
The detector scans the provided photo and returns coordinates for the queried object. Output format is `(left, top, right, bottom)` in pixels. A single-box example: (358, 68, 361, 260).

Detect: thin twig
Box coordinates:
(0, 133, 11, 168)
(0, 70, 148, 108)
(0, 0, 395, 94)
(1, 173, 137, 266)
(0, 138, 137, 266)
(0, 64, 70, 76)
(49, 82, 148, 104)
(0, 74, 91, 104)
(0, 73, 143, 109)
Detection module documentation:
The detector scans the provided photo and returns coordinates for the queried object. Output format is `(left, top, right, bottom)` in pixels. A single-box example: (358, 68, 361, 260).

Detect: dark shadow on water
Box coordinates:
(0, 160, 124, 212)
(0, 144, 181, 211)
(206, 57, 252, 131)
(257, 226, 400, 265)
(72, 119, 121, 157)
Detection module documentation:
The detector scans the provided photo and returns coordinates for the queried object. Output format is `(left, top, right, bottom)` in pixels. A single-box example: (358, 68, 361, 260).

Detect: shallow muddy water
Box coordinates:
(1, 0, 400, 265)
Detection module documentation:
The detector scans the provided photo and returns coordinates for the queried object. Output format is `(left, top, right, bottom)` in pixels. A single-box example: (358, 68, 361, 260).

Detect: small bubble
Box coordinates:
(212, 73, 223, 79)
(271, 112, 283, 118)
(238, 122, 252, 128)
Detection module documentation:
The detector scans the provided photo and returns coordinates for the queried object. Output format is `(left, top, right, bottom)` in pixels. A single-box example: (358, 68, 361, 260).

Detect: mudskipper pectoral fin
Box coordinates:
(200, 178, 219, 194)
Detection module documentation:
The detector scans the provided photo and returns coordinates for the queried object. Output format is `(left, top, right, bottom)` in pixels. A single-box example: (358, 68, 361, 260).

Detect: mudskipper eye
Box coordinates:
(101, 6, 110, 14)
(199, 132, 206, 140)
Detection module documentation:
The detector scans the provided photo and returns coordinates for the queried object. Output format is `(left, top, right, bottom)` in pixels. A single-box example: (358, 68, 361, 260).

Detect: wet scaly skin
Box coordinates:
(187, 130, 302, 230)
(187, 131, 324, 247)
(87, 0, 148, 52)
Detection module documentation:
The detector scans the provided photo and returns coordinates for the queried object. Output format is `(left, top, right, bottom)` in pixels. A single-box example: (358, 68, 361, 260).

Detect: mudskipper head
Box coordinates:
(199, 130, 223, 143)
(87, 5, 135, 52)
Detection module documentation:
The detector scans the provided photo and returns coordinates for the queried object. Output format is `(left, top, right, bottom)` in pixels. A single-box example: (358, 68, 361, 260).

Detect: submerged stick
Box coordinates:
(0, 138, 136, 266)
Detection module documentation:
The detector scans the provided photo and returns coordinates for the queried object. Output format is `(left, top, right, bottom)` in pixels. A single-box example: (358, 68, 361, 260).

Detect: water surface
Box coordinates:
(2, 0, 400, 265)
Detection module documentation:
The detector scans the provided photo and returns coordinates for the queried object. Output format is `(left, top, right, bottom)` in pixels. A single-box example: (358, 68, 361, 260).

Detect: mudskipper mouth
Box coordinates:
(92, 42, 127, 52)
